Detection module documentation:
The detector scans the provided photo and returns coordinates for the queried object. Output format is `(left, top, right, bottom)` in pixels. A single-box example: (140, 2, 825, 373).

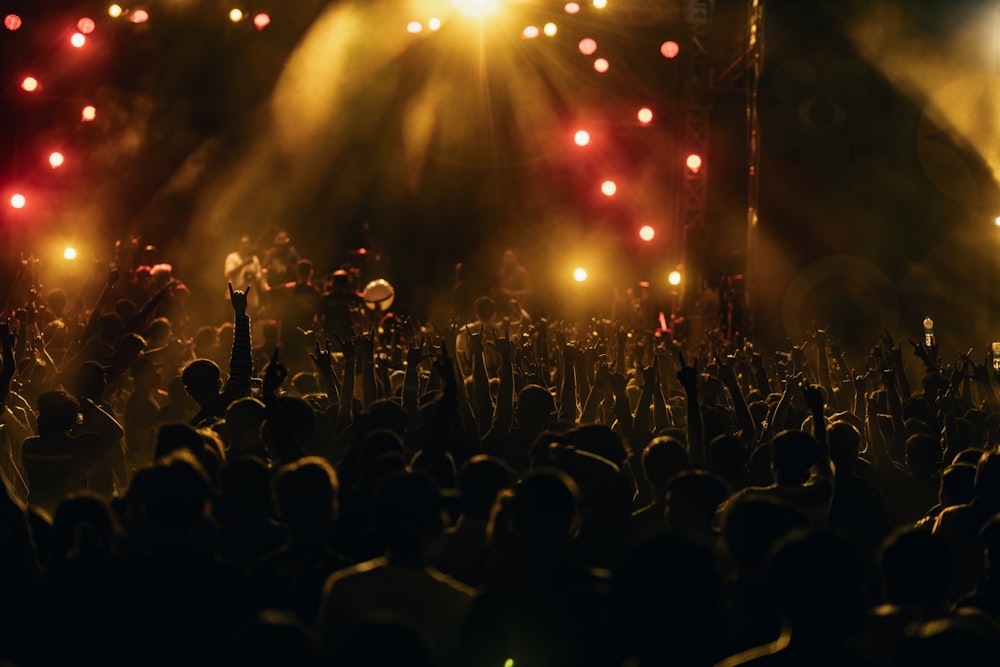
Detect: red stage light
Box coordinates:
(130, 9, 149, 24)
(578, 38, 597, 55)
(49, 152, 65, 168)
(21, 76, 38, 92)
(81, 105, 97, 121)
(661, 41, 680, 58)
(71, 32, 86, 48)
(10, 194, 26, 209)
(639, 225, 655, 241)
(4, 14, 22, 31)
(574, 130, 590, 146)
(637, 107, 653, 124)
(253, 13, 271, 30)
(686, 153, 703, 173)
(601, 180, 617, 196)
(77, 17, 96, 34)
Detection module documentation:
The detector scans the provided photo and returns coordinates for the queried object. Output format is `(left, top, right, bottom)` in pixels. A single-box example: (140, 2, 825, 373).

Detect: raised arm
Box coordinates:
(677, 350, 706, 469)
(223, 282, 253, 400)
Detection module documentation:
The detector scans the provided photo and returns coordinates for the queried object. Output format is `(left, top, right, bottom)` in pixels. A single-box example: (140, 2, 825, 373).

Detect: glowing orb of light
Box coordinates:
(64, 247, 78, 260)
(49, 152, 65, 168)
(78, 17, 96, 33)
(593, 0, 607, 8)
(578, 38, 597, 55)
(594, 58, 609, 73)
(429, 17, 441, 30)
(4, 14, 22, 31)
(10, 194, 26, 209)
(71, 32, 86, 47)
(108, 5, 123, 18)
(521, 25, 539, 39)
(661, 40, 680, 58)
(639, 225, 655, 242)
(253, 13, 270, 30)
(21, 76, 38, 92)
(637, 107, 653, 124)
(686, 153, 703, 173)
(668, 270, 683, 286)
(82, 105, 97, 121)
(564, 2, 580, 14)
(130, 9, 149, 24)
(573, 268, 588, 282)
(574, 130, 590, 146)
(229, 9, 244, 22)
(601, 180, 617, 196)
(543, 22, 557, 36)
(407, 21, 423, 33)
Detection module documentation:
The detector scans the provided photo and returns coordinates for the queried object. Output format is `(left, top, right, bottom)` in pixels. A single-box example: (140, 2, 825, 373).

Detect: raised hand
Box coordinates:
(677, 350, 698, 393)
(334, 333, 356, 362)
(263, 346, 288, 396)
(641, 355, 660, 390)
(800, 379, 825, 415)
(309, 337, 334, 374)
(467, 326, 484, 358)
(228, 282, 251, 316)
(488, 332, 513, 362)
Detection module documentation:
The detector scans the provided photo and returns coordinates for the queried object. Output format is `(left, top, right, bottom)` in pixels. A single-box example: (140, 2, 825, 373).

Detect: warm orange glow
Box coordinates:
(64, 247, 78, 260)
(594, 58, 609, 73)
(4, 14, 22, 31)
(229, 9, 244, 23)
(637, 107, 653, 124)
(661, 41, 680, 58)
(668, 270, 683, 286)
(253, 13, 270, 30)
(108, 5, 123, 18)
(639, 225, 655, 241)
(574, 130, 590, 146)
(49, 152, 65, 168)
(564, 2, 580, 13)
(574, 268, 588, 282)
(522, 25, 539, 39)
(130, 9, 149, 23)
(578, 38, 597, 55)
(593, 0, 607, 8)
(428, 18, 441, 30)
(81, 105, 97, 121)
(70, 32, 86, 48)
(686, 153, 703, 173)
(21, 76, 38, 92)
(407, 21, 423, 33)
(77, 17, 96, 34)
(601, 180, 617, 196)
(543, 22, 557, 36)
(10, 194, 26, 209)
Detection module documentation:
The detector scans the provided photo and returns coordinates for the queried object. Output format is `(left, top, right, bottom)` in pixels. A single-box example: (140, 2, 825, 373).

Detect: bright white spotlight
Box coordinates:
(453, 0, 500, 17)
(64, 247, 78, 260)
(574, 268, 588, 282)
(668, 270, 682, 286)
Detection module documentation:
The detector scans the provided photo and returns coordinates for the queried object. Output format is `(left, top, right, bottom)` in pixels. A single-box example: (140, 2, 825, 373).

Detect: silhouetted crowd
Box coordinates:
(1, 235, 1000, 667)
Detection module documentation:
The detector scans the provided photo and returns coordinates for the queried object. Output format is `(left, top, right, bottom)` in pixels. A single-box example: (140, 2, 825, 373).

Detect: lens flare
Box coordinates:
(10, 194, 26, 209)
(578, 38, 597, 55)
(661, 41, 680, 58)
(108, 5, 123, 18)
(70, 32, 86, 47)
(49, 152, 65, 168)
(668, 270, 683, 286)
(574, 268, 588, 282)
(4, 14, 22, 31)
(82, 105, 97, 121)
(229, 9, 244, 23)
(686, 154, 703, 173)
(574, 130, 590, 146)
(594, 58, 609, 73)
(21, 76, 38, 92)
(639, 225, 655, 241)
(77, 18, 96, 34)
(64, 247, 78, 260)
(637, 107, 653, 123)
(601, 180, 617, 196)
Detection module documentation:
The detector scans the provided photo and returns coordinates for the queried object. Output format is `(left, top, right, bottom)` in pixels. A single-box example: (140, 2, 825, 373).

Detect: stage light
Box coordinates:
(661, 41, 679, 58)
(71, 32, 86, 48)
(131, 9, 149, 24)
(64, 247, 78, 260)
(574, 130, 590, 146)
(229, 9, 243, 23)
(639, 225, 655, 241)
(543, 22, 557, 36)
(995, 216, 1000, 227)
(77, 18, 96, 34)
(429, 17, 441, 30)
(668, 270, 682, 286)
(564, 2, 580, 13)
(253, 13, 270, 30)
(21, 76, 38, 92)
(593, 0, 607, 8)
(578, 38, 597, 55)
(574, 268, 588, 282)
(453, 0, 500, 17)
(407, 21, 422, 33)
(594, 58, 609, 73)
(4, 14, 22, 31)
(601, 180, 617, 196)
(686, 153, 703, 173)
(82, 105, 97, 121)
(108, 5, 123, 18)
(10, 194, 26, 209)
(637, 107, 653, 124)
(521, 25, 539, 39)
(49, 152, 65, 168)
